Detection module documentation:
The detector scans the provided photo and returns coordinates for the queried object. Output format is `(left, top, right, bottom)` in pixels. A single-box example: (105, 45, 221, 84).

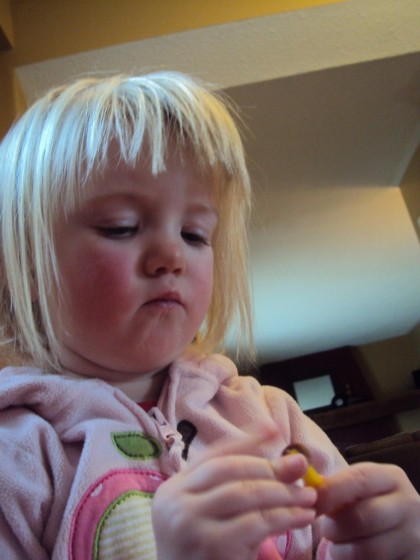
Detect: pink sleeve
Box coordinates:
(0, 407, 71, 558)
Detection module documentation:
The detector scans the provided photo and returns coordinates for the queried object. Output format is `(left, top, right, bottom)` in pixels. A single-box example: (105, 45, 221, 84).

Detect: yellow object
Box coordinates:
(283, 444, 325, 488)
(302, 463, 325, 488)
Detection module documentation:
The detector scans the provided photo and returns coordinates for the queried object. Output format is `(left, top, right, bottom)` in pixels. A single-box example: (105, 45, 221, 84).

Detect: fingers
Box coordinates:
(196, 476, 317, 519)
(183, 450, 317, 544)
(188, 426, 279, 469)
(186, 450, 310, 491)
(321, 492, 400, 541)
(323, 527, 405, 560)
(220, 503, 316, 547)
(184, 448, 317, 520)
(273, 453, 314, 484)
(153, 433, 319, 559)
(317, 462, 420, 560)
(316, 462, 398, 516)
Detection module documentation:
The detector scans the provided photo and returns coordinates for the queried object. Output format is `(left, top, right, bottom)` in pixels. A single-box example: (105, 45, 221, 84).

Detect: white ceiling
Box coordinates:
(16, 0, 420, 364)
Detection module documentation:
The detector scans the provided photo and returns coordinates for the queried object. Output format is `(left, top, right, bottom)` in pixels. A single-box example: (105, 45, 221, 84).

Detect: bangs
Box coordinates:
(42, 73, 245, 214)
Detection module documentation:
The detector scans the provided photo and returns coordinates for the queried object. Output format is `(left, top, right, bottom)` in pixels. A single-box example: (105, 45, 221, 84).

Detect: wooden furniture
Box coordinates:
(344, 430, 420, 493)
(259, 347, 420, 451)
(309, 390, 420, 430)
(308, 390, 420, 451)
(259, 346, 373, 408)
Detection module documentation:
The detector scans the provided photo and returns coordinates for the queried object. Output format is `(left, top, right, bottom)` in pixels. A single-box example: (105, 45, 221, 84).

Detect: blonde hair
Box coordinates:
(0, 71, 252, 369)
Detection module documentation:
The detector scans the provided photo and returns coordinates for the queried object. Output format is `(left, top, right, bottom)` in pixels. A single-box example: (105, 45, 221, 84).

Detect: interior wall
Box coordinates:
(0, 0, 13, 48)
(400, 144, 420, 242)
(356, 328, 420, 430)
(357, 330, 420, 398)
(0, 56, 15, 138)
(412, 322, 420, 348)
(10, 0, 346, 65)
(0, 0, 344, 137)
(0, 0, 15, 137)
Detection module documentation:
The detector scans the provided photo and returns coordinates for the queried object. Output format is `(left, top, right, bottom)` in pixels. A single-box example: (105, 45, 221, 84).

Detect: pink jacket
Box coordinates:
(0, 353, 345, 559)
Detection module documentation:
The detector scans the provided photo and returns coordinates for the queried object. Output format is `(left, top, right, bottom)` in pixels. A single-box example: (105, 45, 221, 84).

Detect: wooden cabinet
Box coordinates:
(308, 390, 420, 451)
(259, 347, 420, 452)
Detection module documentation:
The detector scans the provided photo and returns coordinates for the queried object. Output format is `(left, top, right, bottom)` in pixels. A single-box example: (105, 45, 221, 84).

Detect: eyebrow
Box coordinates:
(82, 192, 219, 219)
(187, 202, 219, 220)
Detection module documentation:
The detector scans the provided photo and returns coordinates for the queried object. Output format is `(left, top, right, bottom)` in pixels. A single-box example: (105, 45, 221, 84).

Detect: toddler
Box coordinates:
(0, 71, 418, 560)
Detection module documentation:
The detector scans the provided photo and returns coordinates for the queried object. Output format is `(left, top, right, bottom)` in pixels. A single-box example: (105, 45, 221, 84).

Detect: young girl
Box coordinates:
(0, 71, 418, 560)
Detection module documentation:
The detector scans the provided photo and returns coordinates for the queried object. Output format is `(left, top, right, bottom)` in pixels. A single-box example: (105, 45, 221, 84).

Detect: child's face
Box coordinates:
(52, 144, 217, 383)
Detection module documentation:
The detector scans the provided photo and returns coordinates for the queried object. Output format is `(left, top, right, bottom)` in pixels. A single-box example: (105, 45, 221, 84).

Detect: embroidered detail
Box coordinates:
(69, 469, 166, 560)
(177, 420, 197, 460)
(93, 490, 156, 560)
(111, 431, 162, 459)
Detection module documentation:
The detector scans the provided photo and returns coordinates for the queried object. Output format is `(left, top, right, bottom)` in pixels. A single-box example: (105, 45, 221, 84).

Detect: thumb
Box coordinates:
(272, 452, 311, 484)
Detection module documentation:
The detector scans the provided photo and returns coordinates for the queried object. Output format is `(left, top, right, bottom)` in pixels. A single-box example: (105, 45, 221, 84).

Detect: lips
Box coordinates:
(144, 291, 183, 307)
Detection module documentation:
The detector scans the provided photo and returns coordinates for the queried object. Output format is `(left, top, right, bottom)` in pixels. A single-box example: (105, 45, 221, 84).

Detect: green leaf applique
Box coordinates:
(112, 432, 162, 459)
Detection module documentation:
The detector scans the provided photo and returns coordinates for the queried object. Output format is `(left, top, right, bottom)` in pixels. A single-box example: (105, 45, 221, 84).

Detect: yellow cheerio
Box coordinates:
(283, 443, 325, 488)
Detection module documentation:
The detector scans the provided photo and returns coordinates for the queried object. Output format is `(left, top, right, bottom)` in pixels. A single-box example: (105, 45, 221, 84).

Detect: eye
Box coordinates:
(96, 226, 138, 239)
(181, 230, 210, 246)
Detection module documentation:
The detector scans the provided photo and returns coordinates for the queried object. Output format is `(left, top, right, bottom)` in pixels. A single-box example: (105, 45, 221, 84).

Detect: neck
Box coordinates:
(112, 368, 168, 403)
(63, 366, 168, 403)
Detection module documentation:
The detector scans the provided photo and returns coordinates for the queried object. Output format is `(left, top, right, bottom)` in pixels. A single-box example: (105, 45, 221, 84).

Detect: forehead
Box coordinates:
(76, 144, 219, 209)
(56, 133, 229, 226)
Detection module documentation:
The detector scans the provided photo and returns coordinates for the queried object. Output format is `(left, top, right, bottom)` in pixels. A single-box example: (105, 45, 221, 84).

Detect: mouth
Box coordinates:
(145, 291, 183, 308)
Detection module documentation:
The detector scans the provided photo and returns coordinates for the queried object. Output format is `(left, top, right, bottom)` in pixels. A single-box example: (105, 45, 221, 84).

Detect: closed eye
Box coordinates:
(97, 226, 138, 239)
(181, 231, 210, 246)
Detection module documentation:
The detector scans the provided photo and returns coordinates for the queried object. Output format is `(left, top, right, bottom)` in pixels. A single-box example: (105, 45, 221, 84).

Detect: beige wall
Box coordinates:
(392, 145, 420, 430)
(0, 0, 345, 137)
(0, 0, 13, 48)
(356, 327, 420, 430)
(357, 329, 420, 398)
(0, 0, 15, 137)
(400, 144, 420, 242)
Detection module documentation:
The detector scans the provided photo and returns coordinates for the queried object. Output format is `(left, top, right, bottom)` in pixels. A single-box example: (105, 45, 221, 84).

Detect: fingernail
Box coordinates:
(283, 452, 306, 468)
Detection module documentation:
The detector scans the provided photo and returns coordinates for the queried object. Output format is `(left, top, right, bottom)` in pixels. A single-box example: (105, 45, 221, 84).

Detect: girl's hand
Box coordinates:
(152, 430, 317, 560)
(316, 462, 420, 559)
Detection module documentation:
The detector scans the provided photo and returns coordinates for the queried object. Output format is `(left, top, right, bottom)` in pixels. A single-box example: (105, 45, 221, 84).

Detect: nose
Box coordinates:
(143, 237, 186, 277)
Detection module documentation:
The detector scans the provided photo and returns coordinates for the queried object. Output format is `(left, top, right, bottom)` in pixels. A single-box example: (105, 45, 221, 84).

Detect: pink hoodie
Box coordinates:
(0, 353, 344, 559)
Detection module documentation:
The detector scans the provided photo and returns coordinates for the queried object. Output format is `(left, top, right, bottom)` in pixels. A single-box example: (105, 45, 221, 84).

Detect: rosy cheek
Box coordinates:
(60, 247, 134, 313)
(195, 260, 214, 307)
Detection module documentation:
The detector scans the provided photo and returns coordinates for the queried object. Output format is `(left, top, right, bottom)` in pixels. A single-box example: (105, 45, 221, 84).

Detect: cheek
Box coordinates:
(59, 247, 134, 316)
(192, 255, 214, 314)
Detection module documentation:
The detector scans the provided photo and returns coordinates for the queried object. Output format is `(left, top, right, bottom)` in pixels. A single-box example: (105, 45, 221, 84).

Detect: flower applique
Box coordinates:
(69, 431, 165, 560)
